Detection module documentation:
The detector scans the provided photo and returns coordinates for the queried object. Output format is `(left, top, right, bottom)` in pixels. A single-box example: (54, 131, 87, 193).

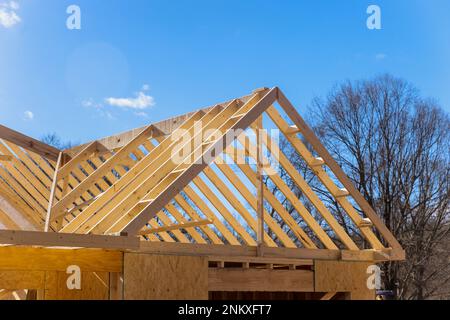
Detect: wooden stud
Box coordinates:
(45, 152, 63, 232)
(255, 115, 265, 254)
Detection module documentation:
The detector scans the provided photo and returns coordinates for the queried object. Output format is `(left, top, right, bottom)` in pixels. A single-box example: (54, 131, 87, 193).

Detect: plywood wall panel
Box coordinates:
(124, 253, 208, 300)
(314, 260, 375, 300)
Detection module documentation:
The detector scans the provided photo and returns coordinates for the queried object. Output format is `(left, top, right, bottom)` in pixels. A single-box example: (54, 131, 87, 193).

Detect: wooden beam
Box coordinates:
(0, 124, 62, 161)
(139, 219, 213, 236)
(0, 230, 139, 250)
(255, 115, 264, 253)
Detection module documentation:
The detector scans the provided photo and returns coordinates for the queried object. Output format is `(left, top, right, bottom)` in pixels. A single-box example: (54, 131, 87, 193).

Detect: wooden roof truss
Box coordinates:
(0, 87, 404, 261)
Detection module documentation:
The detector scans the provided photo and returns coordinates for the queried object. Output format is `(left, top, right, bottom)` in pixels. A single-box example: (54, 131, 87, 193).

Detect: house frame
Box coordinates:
(0, 87, 404, 300)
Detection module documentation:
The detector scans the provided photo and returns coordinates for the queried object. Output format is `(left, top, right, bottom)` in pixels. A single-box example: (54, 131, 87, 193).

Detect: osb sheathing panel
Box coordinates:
(123, 253, 208, 300)
(314, 260, 375, 300)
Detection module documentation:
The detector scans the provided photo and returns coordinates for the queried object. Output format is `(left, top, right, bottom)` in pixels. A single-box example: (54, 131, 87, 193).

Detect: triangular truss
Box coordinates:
(0, 87, 404, 260)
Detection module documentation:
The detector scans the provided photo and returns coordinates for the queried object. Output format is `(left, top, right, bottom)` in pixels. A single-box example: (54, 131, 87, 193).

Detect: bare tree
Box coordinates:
(305, 74, 450, 299)
(41, 133, 74, 150)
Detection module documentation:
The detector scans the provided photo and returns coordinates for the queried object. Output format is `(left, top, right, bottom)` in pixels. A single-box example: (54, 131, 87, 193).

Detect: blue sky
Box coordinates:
(0, 0, 449, 145)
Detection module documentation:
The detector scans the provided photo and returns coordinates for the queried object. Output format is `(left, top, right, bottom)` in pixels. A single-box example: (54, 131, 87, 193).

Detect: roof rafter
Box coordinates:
(0, 124, 62, 161)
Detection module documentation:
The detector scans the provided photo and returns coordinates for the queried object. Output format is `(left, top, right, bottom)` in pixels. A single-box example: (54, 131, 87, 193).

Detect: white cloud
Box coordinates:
(105, 89, 155, 110)
(0, 1, 21, 28)
(8, 1, 18, 10)
(375, 53, 387, 61)
(82, 85, 155, 119)
(23, 110, 34, 120)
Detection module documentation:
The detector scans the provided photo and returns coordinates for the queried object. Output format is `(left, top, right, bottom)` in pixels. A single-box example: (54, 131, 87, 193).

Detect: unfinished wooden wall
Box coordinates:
(123, 253, 209, 300)
(0, 247, 122, 300)
(314, 261, 375, 300)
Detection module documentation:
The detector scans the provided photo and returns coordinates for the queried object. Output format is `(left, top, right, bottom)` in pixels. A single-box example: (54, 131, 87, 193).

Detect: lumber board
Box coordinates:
(0, 124, 61, 161)
(137, 242, 399, 261)
(0, 230, 139, 250)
